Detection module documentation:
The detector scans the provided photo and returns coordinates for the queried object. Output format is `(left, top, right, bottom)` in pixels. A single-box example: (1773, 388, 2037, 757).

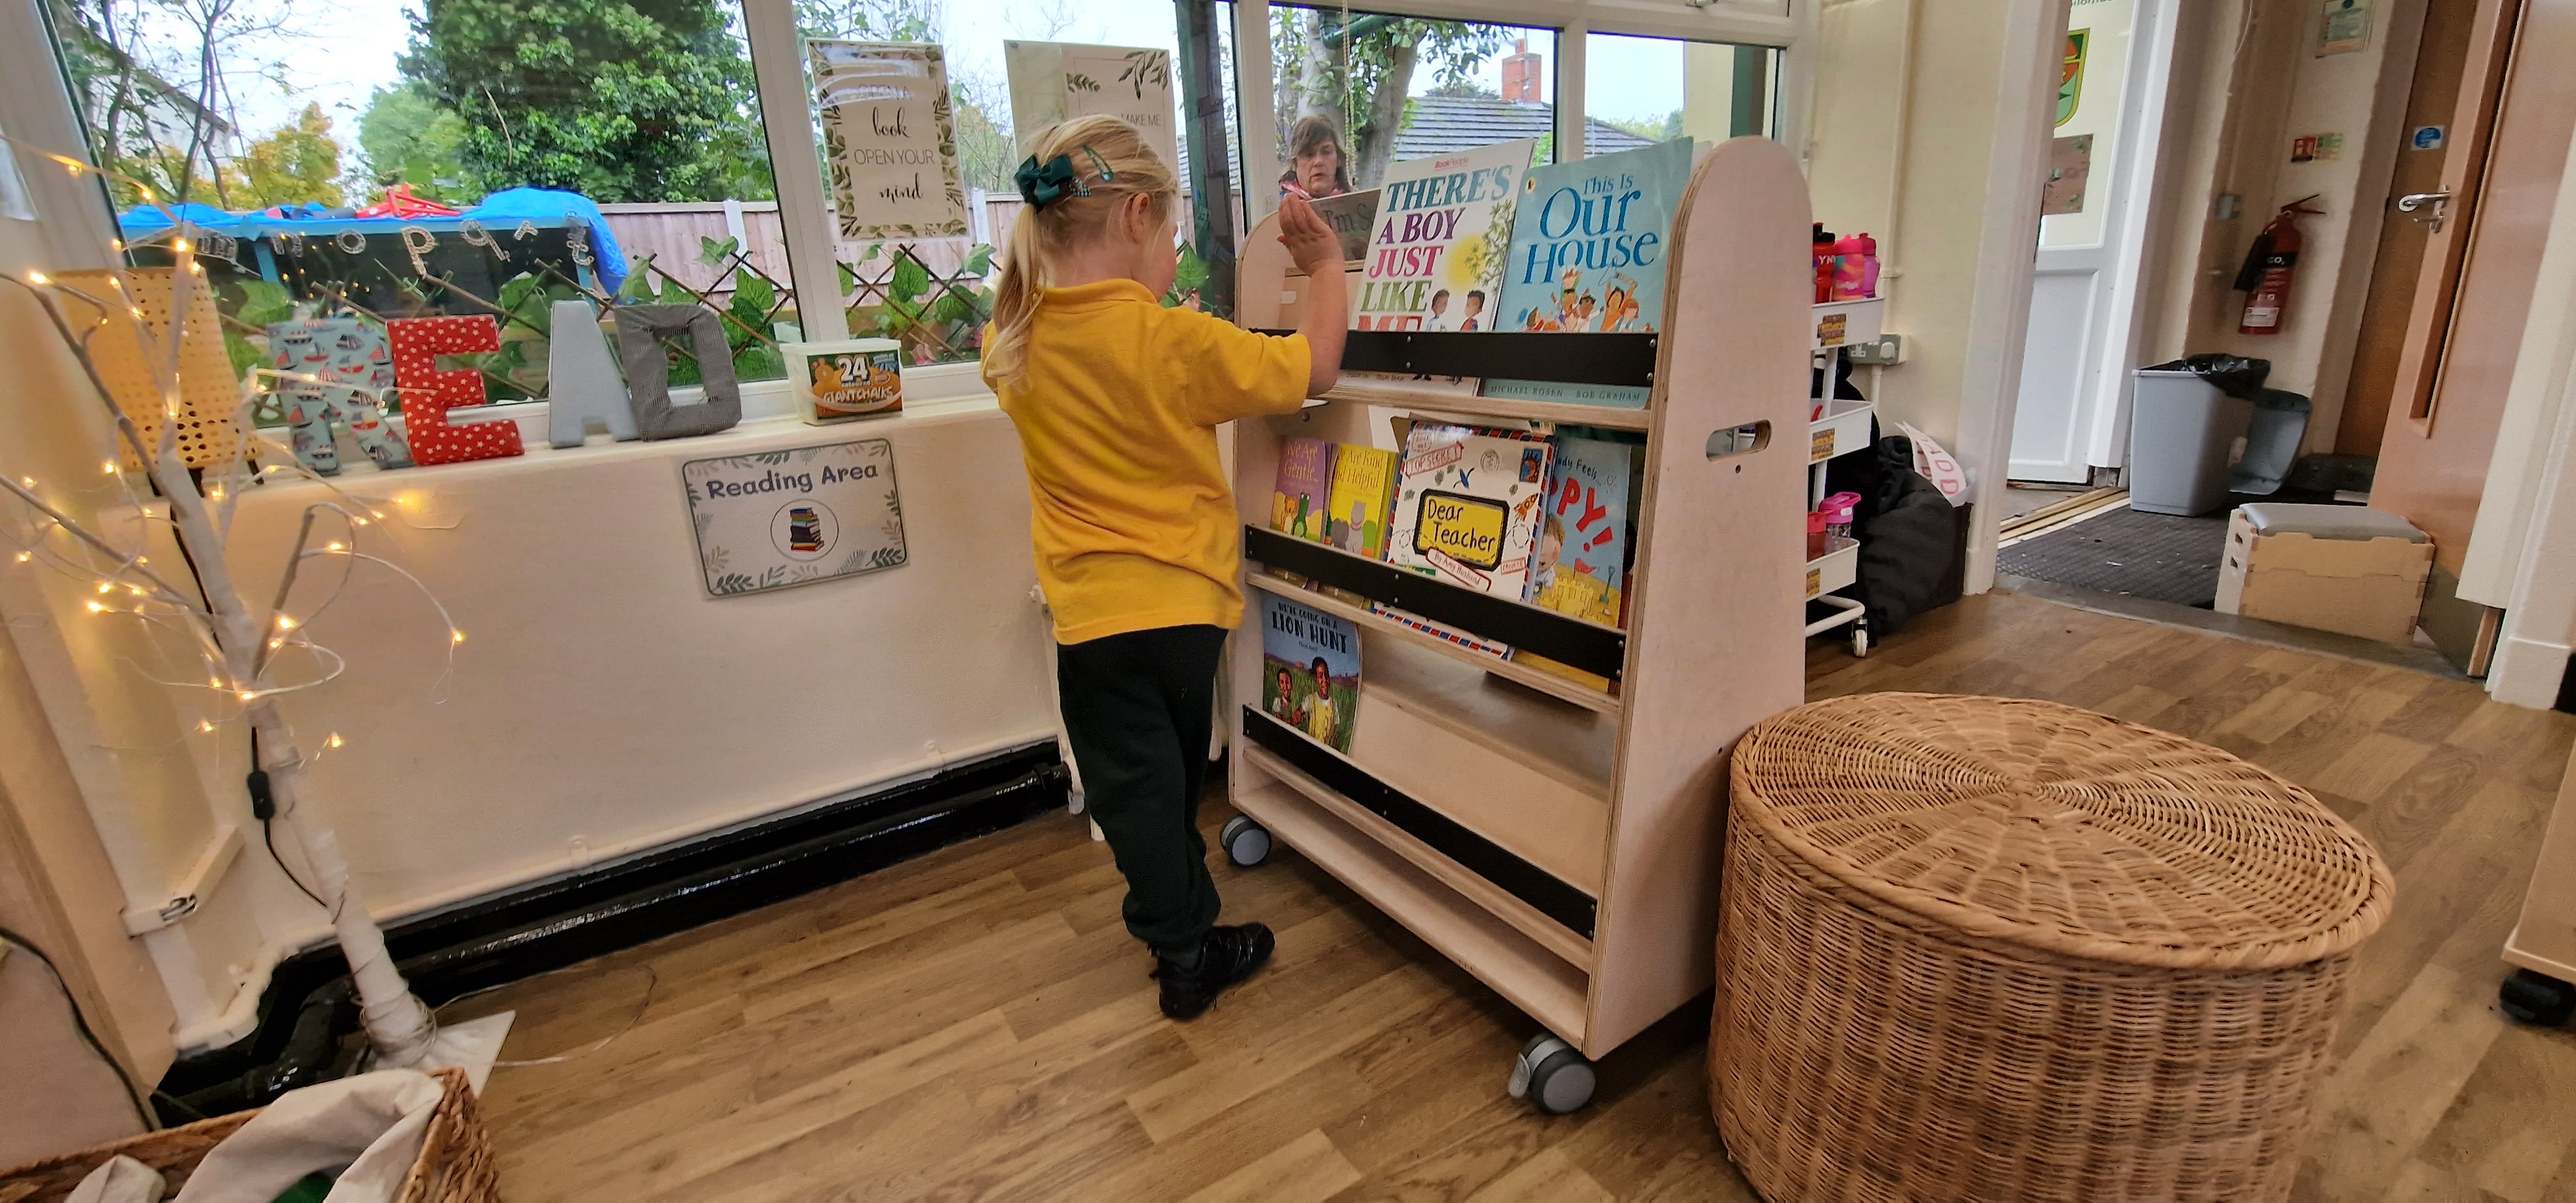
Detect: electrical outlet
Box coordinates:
(1844, 334, 1906, 365)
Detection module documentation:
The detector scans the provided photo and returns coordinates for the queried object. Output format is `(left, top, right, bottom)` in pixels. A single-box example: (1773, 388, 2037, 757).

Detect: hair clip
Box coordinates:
(1081, 146, 1116, 183)
(1016, 155, 1086, 210)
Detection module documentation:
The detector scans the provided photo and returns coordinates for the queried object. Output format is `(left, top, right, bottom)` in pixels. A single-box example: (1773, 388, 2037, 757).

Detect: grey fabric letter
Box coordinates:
(614, 304, 744, 440)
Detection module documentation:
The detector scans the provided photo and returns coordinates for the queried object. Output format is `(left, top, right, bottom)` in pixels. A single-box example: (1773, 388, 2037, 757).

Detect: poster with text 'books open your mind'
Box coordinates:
(811, 41, 969, 240)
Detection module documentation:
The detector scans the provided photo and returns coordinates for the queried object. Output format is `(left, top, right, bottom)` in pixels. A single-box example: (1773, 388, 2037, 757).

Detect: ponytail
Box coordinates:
(983, 115, 1179, 391)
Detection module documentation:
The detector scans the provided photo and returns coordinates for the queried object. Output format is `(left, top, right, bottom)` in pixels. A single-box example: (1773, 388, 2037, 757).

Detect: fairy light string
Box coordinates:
(0, 130, 478, 1067)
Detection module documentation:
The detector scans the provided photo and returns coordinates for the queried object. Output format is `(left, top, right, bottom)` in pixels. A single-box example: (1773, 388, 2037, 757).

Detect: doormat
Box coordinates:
(1996, 505, 2231, 607)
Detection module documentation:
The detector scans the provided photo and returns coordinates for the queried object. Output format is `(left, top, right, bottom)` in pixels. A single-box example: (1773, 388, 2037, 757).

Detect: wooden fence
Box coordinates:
(596, 198, 1027, 301)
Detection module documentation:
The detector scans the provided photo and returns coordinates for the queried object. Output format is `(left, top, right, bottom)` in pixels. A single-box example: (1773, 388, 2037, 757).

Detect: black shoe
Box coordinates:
(1154, 923, 1275, 1020)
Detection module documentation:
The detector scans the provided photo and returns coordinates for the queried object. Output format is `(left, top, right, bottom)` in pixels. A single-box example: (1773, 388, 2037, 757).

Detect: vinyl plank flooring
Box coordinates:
(464, 592, 2576, 1201)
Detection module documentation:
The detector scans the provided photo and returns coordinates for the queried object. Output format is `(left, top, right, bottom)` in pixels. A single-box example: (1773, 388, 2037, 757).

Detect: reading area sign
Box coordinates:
(681, 440, 908, 597)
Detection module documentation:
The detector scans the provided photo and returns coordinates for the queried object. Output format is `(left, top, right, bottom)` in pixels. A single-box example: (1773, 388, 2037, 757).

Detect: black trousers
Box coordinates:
(1056, 623, 1229, 955)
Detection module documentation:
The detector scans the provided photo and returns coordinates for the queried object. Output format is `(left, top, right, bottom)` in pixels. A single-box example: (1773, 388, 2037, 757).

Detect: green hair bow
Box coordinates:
(1016, 155, 1084, 210)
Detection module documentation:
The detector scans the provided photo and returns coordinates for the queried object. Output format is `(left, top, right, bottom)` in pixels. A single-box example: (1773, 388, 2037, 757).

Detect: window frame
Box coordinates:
(739, 0, 1808, 344)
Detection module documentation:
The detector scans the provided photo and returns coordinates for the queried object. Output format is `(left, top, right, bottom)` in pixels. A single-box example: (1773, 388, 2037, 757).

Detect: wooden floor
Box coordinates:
(450, 592, 2576, 1201)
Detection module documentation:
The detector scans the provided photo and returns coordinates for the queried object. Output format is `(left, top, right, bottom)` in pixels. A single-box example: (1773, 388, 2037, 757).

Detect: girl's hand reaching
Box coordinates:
(1276, 194, 1347, 397)
(1278, 193, 1342, 278)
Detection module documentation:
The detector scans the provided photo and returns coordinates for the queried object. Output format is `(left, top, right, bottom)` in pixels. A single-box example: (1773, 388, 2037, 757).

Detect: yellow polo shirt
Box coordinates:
(985, 279, 1312, 644)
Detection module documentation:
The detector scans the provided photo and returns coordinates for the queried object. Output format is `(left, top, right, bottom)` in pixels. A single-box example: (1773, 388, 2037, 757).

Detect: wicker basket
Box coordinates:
(1711, 693, 2394, 1203)
(0, 1067, 497, 1203)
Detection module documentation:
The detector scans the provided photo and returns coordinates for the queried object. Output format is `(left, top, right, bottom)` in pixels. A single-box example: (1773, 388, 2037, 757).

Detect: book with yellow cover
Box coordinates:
(1323, 444, 1400, 560)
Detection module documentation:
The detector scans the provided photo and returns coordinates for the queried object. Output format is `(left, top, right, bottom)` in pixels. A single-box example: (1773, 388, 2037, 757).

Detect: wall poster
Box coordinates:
(2043, 134, 2093, 215)
(683, 440, 907, 597)
(1001, 42, 1179, 178)
(810, 41, 969, 240)
(2317, 0, 2372, 56)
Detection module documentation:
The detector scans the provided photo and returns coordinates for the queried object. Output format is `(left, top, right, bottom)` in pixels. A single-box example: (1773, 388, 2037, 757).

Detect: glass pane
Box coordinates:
(50, 0, 794, 420)
(811, 0, 1244, 358)
(1269, 5, 1557, 200)
(1583, 32, 1780, 156)
(2040, 0, 2136, 248)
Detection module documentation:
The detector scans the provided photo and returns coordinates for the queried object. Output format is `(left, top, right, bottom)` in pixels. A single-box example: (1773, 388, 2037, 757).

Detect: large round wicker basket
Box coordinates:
(1711, 692, 2394, 1203)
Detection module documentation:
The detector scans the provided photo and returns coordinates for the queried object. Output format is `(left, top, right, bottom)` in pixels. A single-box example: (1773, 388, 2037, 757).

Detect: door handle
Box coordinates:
(2398, 191, 2452, 231)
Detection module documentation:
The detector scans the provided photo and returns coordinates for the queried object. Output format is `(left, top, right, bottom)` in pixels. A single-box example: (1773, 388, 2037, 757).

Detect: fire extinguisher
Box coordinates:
(2237, 195, 2324, 335)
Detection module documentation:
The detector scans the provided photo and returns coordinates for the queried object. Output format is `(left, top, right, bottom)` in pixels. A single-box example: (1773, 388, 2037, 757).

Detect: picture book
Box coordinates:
(1385, 422, 1553, 598)
(1481, 138, 1697, 408)
(1525, 433, 1638, 621)
(1513, 430, 1643, 690)
(1261, 591, 1361, 753)
(1311, 190, 1379, 266)
(1354, 140, 1533, 334)
(1324, 444, 1400, 560)
(1271, 437, 1337, 542)
(1369, 602, 1509, 660)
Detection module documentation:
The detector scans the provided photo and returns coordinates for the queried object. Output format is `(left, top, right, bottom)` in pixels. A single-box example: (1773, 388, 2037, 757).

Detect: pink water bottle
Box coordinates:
(1823, 492, 1862, 544)
(1832, 232, 1879, 299)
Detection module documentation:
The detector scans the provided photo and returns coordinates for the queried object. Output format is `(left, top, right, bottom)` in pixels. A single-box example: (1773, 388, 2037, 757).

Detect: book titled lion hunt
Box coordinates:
(1260, 592, 1360, 753)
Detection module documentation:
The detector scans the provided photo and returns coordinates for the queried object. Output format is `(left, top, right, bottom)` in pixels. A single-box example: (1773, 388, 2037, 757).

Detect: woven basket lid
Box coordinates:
(1730, 692, 2394, 971)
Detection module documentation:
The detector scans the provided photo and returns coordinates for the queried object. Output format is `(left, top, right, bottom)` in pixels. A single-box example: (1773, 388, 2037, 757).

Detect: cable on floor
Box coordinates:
(0, 923, 155, 1130)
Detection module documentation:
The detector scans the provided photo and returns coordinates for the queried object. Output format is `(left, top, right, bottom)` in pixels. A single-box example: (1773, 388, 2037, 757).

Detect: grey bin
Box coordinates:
(2130, 369, 2253, 516)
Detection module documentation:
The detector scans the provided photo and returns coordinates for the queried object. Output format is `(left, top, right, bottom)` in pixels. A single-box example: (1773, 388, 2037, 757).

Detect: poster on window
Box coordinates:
(682, 440, 907, 597)
(2043, 135, 2092, 215)
(810, 41, 968, 240)
(1002, 42, 1180, 181)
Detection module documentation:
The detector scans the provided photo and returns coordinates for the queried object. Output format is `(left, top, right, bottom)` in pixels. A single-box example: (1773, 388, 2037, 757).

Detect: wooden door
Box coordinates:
(2338, 0, 2488, 457)
(2374, 0, 2576, 672)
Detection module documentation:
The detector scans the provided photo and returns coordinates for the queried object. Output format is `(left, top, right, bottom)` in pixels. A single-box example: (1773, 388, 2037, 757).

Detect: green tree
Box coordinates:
(356, 82, 473, 202)
(401, 0, 773, 203)
(1273, 12, 1506, 189)
(1604, 111, 1685, 146)
(232, 104, 347, 208)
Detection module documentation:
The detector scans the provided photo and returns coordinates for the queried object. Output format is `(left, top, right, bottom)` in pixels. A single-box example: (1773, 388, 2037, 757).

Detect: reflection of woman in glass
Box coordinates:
(1279, 115, 1352, 200)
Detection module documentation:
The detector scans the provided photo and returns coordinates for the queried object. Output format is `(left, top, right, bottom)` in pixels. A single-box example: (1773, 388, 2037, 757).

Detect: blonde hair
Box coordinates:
(983, 115, 1180, 390)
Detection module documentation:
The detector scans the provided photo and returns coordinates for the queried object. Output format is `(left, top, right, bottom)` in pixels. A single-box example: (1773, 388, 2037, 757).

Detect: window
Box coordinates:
(45, 0, 794, 421)
(802, 0, 1243, 363)
(1267, 5, 1556, 198)
(1583, 32, 1781, 156)
(45, 0, 1808, 406)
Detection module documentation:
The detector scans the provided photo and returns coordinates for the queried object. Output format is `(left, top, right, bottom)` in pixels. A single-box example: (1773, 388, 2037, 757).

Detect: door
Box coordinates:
(2009, 0, 2174, 484)
(2373, 0, 2576, 673)
(2337, 0, 2486, 458)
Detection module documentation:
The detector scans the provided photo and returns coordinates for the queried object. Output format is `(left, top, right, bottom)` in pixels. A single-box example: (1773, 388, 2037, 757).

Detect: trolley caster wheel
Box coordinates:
(1850, 626, 1871, 658)
(2501, 969, 2576, 1027)
(1506, 1034, 1595, 1114)
(1220, 816, 1271, 867)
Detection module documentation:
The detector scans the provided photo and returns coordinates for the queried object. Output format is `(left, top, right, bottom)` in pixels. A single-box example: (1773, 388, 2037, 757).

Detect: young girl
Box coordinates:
(983, 115, 1347, 1020)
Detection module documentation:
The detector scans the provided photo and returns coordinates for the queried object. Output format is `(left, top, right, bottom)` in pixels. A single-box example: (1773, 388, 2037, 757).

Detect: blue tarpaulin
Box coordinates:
(118, 187, 629, 293)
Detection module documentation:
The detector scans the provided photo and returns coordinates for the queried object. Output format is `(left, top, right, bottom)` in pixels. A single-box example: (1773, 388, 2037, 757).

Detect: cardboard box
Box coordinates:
(2213, 504, 2433, 644)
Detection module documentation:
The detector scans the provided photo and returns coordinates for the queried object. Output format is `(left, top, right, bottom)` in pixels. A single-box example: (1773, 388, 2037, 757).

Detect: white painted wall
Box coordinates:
(2479, 109, 2576, 707)
(1806, 0, 2063, 591)
(139, 405, 1059, 1047)
(2158, 0, 2423, 450)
